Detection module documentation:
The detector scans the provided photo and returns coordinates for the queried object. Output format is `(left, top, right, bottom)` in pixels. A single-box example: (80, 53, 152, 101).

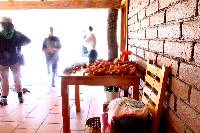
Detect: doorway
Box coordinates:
(0, 9, 120, 86)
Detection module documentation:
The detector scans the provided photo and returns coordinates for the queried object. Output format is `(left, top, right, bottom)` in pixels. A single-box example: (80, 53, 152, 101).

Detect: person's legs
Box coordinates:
(0, 65, 9, 105)
(10, 63, 23, 103)
(45, 55, 51, 75)
(51, 62, 57, 87)
(47, 63, 51, 75)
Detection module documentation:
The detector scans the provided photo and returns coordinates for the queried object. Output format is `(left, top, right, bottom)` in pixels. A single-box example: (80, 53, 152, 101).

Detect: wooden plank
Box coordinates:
(147, 102, 155, 116)
(0, 0, 121, 9)
(145, 75, 162, 91)
(146, 63, 163, 77)
(142, 86, 151, 98)
(141, 95, 149, 105)
(150, 93, 160, 107)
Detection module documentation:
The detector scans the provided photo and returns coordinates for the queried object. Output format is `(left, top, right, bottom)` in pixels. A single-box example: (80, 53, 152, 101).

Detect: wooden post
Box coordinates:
(120, 0, 128, 53)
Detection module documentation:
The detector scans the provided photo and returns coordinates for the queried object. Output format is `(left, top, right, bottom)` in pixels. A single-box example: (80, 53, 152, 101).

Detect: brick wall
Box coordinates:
(127, 0, 200, 132)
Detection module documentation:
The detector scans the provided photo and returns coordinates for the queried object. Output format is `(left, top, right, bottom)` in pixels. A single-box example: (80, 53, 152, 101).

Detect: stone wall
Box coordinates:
(127, 0, 200, 132)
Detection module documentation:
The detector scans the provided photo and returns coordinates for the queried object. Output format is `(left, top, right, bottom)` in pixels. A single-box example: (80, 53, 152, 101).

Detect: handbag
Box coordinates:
(85, 117, 101, 133)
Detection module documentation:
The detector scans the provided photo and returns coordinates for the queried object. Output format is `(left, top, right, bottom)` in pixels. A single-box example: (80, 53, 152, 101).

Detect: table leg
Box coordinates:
(61, 79, 70, 133)
(124, 90, 128, 97)
(75, 85, 81, 112)
(120, 85, 129, 97)
(132, 82, 140, 100)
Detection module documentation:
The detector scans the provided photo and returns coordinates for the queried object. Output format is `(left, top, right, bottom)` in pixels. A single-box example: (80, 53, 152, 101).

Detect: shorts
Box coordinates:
(88, 49, 98, 63)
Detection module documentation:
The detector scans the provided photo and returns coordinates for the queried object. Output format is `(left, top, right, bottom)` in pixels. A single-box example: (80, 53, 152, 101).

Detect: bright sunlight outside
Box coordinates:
(0, 9, 121, 86)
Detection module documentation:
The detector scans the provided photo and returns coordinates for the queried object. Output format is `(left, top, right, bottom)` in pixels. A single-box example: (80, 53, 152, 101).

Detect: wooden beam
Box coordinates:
(0, 0, 121, 9)
(120, 0, 128, 52)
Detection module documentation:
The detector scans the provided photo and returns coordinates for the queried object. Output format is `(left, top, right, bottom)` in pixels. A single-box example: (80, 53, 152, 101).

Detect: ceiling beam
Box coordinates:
(0, 1, 121, 10)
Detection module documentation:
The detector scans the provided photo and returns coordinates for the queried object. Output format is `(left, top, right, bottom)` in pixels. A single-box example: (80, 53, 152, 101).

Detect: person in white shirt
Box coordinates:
(84, 26, 98, 63)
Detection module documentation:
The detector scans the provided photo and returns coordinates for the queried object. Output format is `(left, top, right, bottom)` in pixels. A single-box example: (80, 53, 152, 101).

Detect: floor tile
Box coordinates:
(0, 82, 106, 132)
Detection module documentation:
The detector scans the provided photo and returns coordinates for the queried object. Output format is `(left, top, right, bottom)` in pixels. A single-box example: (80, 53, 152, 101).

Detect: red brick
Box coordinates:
(130, 39, 149, 49)
(130, 22, 140, 31)
(182, 18, 200, 40)
(157, 55, 179, 76)
(198, 0, 200, 15)
(128, 14, 138, 25)
(144, 51, 157, 61)
(194, 43, 200, 66)
(128, 27, 131, 33)
(190, 88, 200, 112)
(128, 24, 134, 32)
(128, 38, 134, 46)
(168, 109, 186, 133)
(166, 93, 175, 110)
(164, 41, 193, 61)
(128, 31, 138, 39)
(158, 23, 181, 39)
(177, 100, 200, 133)
(179, 63, 200, 89)
(128, 9, 137, 18)
(129, 53, 137, 62)
(136, 48, 145, 58)
(138, 39, 149, 49)
(140, 17, 149, 29)
(128, 44, 132, 49)
(128, 45, 137, 55)
(133, 39, 140, 47)
(128, 8, 136, 17)
(138, 0, 149, 10)
(129, 4, 138, 15)
(149, 0, 155, 4)
(140, 40, 149, 49)
(137, 29, 146, 39)
(150, 11, 165, 26)
(146, 0, 159, 16)
(149, 40, 164, 53)
(146, 27, 157, 39)
(166, 0, 196, 22)
(159, 0, 180, 10)
(171, 77, 190, 101)
(129, 0, 143, 15)
(135, 56, 146, 74)
(166, 125, 177, 133)
(138, 9, 146, 21)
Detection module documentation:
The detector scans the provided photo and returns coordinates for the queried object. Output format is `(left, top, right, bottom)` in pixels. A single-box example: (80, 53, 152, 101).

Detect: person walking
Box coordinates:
(84, 25, 98, 63)
(42, 27, 61, 87)
(0, 16, 31, 106)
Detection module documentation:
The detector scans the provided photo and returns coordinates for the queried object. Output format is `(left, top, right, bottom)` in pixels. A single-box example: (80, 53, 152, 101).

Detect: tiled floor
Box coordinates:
(0, 77, 107, 133)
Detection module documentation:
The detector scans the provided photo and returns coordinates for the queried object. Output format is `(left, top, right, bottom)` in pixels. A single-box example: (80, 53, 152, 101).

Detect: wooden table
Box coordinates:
(59, 69, 141, 133)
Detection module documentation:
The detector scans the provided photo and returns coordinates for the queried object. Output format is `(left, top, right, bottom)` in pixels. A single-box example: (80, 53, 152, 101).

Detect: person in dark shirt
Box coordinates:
(42, 27, 61, 87)
(0, 16, 31, 106)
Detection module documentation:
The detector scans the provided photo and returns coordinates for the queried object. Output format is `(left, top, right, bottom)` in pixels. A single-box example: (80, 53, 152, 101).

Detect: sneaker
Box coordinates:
(18, 96, 24, 103)
(0, 98, 7, 106)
